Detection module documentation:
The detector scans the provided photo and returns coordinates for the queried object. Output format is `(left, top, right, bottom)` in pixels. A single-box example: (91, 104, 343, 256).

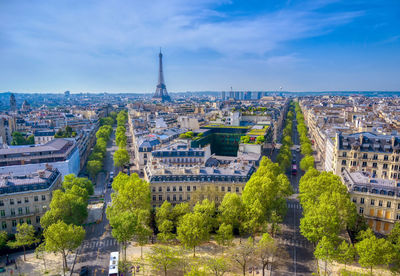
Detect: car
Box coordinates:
(0, 267, 6, 273)
(79, 266, 89, 276)
(292, 158, 296, 164)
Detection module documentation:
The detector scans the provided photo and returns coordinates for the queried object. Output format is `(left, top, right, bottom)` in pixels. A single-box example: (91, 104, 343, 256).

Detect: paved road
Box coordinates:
(72, 128, 119, 276)
(272, 117, 316, 276)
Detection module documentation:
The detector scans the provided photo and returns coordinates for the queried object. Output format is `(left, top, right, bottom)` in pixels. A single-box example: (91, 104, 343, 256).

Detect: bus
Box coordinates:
(291, 164, 297, 175)
(108, 251, 119, 276)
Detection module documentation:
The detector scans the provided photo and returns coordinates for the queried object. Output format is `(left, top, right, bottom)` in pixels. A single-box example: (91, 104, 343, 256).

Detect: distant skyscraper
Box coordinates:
(9, 94, 16, 112)
(221, 91, 226, 100)
(153, 50, 171, 102)
(64, 90, 70, 97)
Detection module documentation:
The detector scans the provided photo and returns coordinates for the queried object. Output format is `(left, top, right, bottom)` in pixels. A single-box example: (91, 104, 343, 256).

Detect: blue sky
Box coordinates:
(0, 0, 399, 93)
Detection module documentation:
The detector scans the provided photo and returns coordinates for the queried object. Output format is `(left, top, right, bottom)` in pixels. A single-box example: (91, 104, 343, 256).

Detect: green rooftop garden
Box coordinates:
(203, 124, 250, 129)
(247, 125, 269, 136)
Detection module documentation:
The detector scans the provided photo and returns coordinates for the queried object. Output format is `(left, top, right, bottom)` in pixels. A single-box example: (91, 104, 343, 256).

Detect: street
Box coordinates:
(71, 128, 119, 276)
(271, 117, 316, 276)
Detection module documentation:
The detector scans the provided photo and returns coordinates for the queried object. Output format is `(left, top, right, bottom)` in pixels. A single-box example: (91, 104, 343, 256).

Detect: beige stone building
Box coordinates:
(0, 167, 62, 233)
(333, 132, 400, 181)
(342, 169, 400, 234)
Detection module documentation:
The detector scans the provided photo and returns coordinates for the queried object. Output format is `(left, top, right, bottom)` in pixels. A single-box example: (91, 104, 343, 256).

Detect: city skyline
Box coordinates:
(1, 0, 400, 93)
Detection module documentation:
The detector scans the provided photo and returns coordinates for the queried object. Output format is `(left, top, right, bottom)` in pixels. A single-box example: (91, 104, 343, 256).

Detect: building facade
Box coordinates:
(342, 169, 400, 234)
(0, 167, 62, 233)
(333, 132, 400, 180)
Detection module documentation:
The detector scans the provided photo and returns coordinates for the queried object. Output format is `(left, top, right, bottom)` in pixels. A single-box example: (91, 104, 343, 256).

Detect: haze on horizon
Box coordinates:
(1, 0, 399, 94)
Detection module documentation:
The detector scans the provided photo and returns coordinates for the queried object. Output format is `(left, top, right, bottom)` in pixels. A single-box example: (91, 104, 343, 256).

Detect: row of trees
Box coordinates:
(54, 125, 76, 138)
(156, 157, 292, 256)
(277, 104, 294, 171)
(113, 110, 130, 169)
(40, 174, 92, 273)
(294, 102, 315, 171)
(86, 116, 114, 181)
(144, 233, 285, 276)
(299, 168, 400, 274)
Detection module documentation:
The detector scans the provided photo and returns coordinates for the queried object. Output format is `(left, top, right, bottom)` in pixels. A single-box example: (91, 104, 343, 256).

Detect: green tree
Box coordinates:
(193, 199, 217, 232)
(215, 223, 233, 247)
(177, 212, 210, 257)
(0, 231, 8, 249)
(300, 142, 313, 155)
(314, 236, 336, 276)
(256, 135, 265, 144)
(205, 257, 230, 276)
(240, 135, 250, 143)
(156, 201, 175, 242)
(44, 221, 85, 274)
(146, 245, 180, 276)
(388, 222, 400, 273)
(355, 228, 395, 275)
(62, 174, 94, 196)
(218, 193, 244, 233)
(255, 233, 281, 276)
(335, 240, 355, 269)
(114, 148, 130, 168)
(229, 237, 255, 276)
(300, 155, 314, 171)
(40, 189, 88, 228)
(87, 160, 102, 181)
(7, 223, 38, 261)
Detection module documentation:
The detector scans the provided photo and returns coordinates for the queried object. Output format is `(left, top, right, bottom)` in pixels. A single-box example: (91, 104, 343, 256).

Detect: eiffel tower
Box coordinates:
(153, 50, 171, 102)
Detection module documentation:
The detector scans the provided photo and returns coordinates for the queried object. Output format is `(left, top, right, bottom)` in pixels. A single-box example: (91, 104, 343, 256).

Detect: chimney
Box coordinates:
(38, 170, 45, 178)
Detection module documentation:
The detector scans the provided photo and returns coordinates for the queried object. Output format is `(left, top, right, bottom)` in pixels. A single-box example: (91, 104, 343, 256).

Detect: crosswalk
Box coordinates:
(277, 237, 312, 249)
(287, 202, 302, 210)
(82, 238, 118, 249)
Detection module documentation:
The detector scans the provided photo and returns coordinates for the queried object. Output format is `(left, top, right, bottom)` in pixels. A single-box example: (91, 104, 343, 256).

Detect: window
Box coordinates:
(1, 221, 6, 229)
(221, 187, 225, 192)
(25, 207, 30, 214)
(17, 199, 21, 204)
(42, 195, 46, 201)
(353, 153, 357, 158)
(236, 187, 239, 193)
(167, 186, 170, 192)
(360, 198, 365, 204)
(179, 195, 182, 201)
(0, 210, 4, 217)
(352, 198, 357, 203)
(36, 216, 40, 224)
(398, 203, 400, 210)
(11, 209, 15, 216)
(144, 153, 147, 159)
(158, 187, 162, 192)
(26, 218, 31, 225)
(173, 195, 176, 201)
(397, 213, 400, 220)
(342, 152, 347, 157)
(179, 186, 182, 192)
(342, 160, 347, 165)
(373, 163, 377, 168)
(362, 153, 368, 159)
(0, 200, 3, 206)
(370, 199, 375, 206)
(387, 201, 392, 208)
(158, 195, 163, 201)
(362, 162, 367, 167)
(12, 220, 17, 227)
(187, 186, 190, 192)
(187, 195, 191, 201)
(384, 155, 389, 161)
(379, 200, 383, 207)
(24, 197, 29, 203)
(152, 187, 156, 192)
(193, 186, 196, 191)
(167, 195, 170, 201)
(173, 186, 176, 192)
(152, 195, 156, 201)
(10, 199, 14, 205)
(227, 187, 231, 192)
(19, 219, 24, 225)
(359, 207, 364, 214)
(18, 208, 23, 215)
(34, 196, 38, 202)
(373, 154, 378, 160)
(383, 164, 388, 169)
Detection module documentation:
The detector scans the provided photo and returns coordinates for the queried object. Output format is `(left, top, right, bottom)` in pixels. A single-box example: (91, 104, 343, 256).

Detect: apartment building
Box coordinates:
(144, 162, 255, 208)
(0, 167, 62, 233)
(342, 169, 400, 234)
(34, 129, 55, 145)
(0, 138, 80, 178)
(333, 132, 400, 181)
